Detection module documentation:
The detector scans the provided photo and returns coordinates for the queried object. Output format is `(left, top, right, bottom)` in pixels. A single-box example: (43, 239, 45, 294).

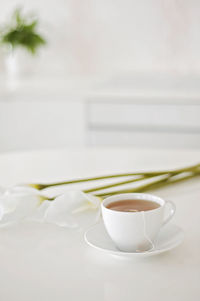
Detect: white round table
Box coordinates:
(0, 148, 199, 301)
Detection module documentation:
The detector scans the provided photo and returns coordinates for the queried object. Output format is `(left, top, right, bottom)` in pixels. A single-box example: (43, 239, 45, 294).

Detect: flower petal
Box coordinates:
(28, 200, 50, 222)
(0, 189, 41, 225)
(0, 187, 101, 229)
(43, 190, 101, 228)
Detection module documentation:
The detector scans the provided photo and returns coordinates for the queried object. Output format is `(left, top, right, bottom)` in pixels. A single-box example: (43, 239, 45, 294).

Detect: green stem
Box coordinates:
(83, 175, 148, 193)
(42, 171, 200, 202)
(143, 171, 200, 192)
(29, 163, 200, 190)
(39, 195, 55, 202)
(95, 174, 172, 197)
(95, 171, 200, 198)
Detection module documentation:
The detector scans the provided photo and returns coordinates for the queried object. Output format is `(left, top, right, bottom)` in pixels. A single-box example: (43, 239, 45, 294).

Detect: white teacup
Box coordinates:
(101, 193, 176, 252)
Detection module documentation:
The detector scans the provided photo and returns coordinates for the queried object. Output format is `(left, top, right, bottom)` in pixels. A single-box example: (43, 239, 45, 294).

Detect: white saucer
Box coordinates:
(84, 222, 184, 258)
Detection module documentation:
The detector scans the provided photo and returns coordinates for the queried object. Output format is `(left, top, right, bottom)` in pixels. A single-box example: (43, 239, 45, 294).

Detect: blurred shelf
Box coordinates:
(1, 72, 200, 151)
(88, 73, 200, 105)
(1, 73, 200, 104)
(0, 76, 99, 102)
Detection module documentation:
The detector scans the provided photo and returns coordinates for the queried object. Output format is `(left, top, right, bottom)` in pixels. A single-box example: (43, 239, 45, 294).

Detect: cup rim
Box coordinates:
(101, 193, 165, 214)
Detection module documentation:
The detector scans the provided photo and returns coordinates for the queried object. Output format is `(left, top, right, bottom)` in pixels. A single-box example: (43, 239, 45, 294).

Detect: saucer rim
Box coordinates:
(84, 222, 184, 257)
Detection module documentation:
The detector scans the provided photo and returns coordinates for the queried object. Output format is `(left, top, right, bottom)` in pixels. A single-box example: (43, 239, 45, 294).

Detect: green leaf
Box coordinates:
(0, 7, 46, 55)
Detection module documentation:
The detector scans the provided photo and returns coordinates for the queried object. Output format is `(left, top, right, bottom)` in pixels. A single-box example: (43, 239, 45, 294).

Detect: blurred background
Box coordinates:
(0, 0, 200, 152)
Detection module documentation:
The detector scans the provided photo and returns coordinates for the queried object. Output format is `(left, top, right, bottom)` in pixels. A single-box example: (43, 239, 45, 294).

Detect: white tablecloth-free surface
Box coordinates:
(0, 148, 199, 301)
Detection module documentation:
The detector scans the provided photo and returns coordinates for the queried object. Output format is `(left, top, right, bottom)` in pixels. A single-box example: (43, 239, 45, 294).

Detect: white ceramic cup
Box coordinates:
(101, 193, 176, 252)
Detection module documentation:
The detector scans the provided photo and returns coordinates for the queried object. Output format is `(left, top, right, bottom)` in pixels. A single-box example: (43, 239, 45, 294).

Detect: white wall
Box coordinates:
(1, 1, 200, 152)
(0, 0, 200, 77)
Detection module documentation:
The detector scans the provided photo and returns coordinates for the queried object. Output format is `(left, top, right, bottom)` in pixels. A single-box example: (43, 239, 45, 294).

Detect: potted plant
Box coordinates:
(0, 8, 46, 79)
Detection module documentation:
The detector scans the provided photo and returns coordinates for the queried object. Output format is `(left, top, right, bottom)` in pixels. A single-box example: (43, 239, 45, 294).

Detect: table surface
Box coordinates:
(0, 147, 199, 301)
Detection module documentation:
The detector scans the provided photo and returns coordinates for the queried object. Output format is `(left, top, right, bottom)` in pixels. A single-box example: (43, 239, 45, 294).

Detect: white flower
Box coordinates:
(0, 187, 101, 228)
(0, 186, 43, 225)
(30, 190, 101, 228)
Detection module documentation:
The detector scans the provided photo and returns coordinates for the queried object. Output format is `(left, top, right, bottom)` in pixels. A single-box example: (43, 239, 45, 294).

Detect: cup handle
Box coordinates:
(162, 201, 176, 226)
